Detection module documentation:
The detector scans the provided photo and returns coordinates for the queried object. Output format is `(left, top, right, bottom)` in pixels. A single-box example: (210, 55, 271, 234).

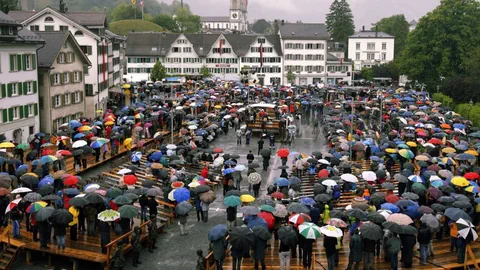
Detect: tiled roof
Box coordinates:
(349, 31, 394, 38)
(279, 23, 329, 40)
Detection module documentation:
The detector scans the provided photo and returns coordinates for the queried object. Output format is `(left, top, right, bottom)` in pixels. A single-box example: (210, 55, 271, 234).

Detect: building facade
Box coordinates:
(200, 0, 248, 33)
(348, 30, 395, 71)
(36, 31, 90, 134)
(9, 4, 126, 119)
(0, 12, 43, 143)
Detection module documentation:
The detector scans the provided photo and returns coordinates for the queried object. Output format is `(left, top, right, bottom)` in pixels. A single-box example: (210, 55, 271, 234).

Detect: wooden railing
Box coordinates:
(105, 220, 151, 269)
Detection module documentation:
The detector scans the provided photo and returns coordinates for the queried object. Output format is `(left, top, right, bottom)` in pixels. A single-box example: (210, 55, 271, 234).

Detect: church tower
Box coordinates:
(229, 0, 248, 32)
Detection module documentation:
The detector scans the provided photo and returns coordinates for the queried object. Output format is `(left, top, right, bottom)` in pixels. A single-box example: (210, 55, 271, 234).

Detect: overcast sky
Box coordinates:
(184, 0, 441, 30)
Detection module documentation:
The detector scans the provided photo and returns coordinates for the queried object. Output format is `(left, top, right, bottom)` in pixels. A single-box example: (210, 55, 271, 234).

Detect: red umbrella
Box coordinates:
(427, 164, 441, 172)
(277, 148, 289, 158)
(124, 175, 137, 185)
(171, 181, 184, 188)
(385, 194, 400, 204)
(271, 192, 285, 199)
(258, 211, 275, 230)
(228, 108, 237, 113)
(56, 150, 72, 156)
(288, 213, 311, 228)
(213, 148, 223, 153)
(464, 172, 479, 180)
(427, 138, 442, 145)
(63, 176, 78, 186)
(318, 169, 329, 178)
(137, 140, 146, 147)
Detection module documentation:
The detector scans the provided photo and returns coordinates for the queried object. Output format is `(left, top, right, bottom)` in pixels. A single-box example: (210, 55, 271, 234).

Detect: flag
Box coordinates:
(340, 58, 343, 65)
(259, 42, 263, 68)
(219, 39, 223, 56)
(131, 0, 136, 4)
(140, 0, 143, 6)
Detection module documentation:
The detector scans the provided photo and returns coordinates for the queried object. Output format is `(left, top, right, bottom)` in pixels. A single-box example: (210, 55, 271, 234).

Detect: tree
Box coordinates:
(373, 14, 410, 57)
(151, 61, 167, 82)
(110, 3, 137, 22)
(326, 0, 355, 43)
(150, 14, 178, 32)
(360, 67, 374, 81)
(371, 61, 400, 80)
(200, 65, 212, 78)
(399, 0, 480, 89)
(1, 0, 19, 13)
(109, 20, 163, 36)
(174, 7, 201, 33)
(286, 71, 295, 84)
(251, 19, 271, 34)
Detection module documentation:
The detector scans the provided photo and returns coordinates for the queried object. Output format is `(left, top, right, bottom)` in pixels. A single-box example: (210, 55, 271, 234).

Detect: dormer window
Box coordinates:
(74, 31, 83, 36)
(44, 16, 54, 23)
(8, 27, 13, 35)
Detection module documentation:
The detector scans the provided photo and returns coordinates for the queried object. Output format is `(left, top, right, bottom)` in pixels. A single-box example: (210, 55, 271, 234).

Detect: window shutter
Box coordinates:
(51, 96, 55, 108)
(7, 83, 12, 97)
(23, 82, 28, 95)
(33, 81, 37, 93)
(57, 55, 60, 64)
(61, 94, 65, 105)
(22, 55, 27, 71)
(34, 104, 38, 116)
(80, 91, 83, 102)
(71, 52, 75, 62)
(24, 105, 28, 118)
(70, 93, 75, 104)
(8, 108, 13, 121)
(69, 72, 74, 83)
(79, 71, 83, 82)
(60, 73, 64, 85)
(1, 84, 5, 98)
(32, 54, 36, 70)
(9, 55, 14, 71)
(17, 55, 22, 71)
(19, 106, 23, 119)
(50, 74, 55, 86)
(53, 120, 57, 132)
(2, 109, 7, 123)
(87, 46, 92, 55)
(17, 83, 22, 96)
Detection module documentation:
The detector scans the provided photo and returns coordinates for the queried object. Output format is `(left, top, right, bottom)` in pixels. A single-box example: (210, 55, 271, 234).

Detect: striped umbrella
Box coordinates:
(299, 222, 322, 239)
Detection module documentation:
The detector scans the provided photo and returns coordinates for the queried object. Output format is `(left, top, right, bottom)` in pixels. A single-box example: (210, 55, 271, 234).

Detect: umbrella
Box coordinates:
(341, 173, 358, 183)
(252, 225, 272, 241)
(289, 213, 311, 225)
(208, 224, 228, 241)
(72, 140, 87, 148)
(322, 180, 337, 187)
(175, 201, 193, 216)
(173, 188, 190, 203)
(418, 206, 434, 214)
(258, 211, 275, 230)
(37, 185, 54, 196)
(275, 178, 290, 187)
(64, 188, 80, 196)
(402, 192, 419, 201)
(224, 196, 241, 207)
(69, 197, 88, 207)
(97, 209, 120, 222)
(430, 203, 446, 213)
(346, 209, 367, 220)
(278, 225, 298, 246)
(230, 226, 255, 250)
(381, 203, 400, 213)
(326, 218, 348, 228)
(277, 148, 290, 158)
(288, 203, 309, 214)
(273, 204, 288, 218)
(260, 149, 271, 157)
(11, 187, 32, 194)
(299, 222, 322, 240)
(382, 222, 417, 235)
(359, 222, 383, 240)
(271, 191, 285, 200)
(248, 173, 262, 184)
(361, 171, 377, 181)
(381, 182, 395, 190)
(240, 206, 260, 216)
(123, 175, 137, 186)
(200, 190, 216, 204)
(106, 187, 123, 199)
(50, 209, 73, 225)
(35, 206, 55, 222)
(320, 225, 343, 237)
(299, 198, 315, 206)
(194, 185, 211, 194)
(367, 212, 387, 224)
(420, 214, 440, 230)
(260, 204, 275, 213)
(147, 187, 161, 197)
(457, 218, 478, 241)
(41, 194, 61, 201)
(26, 201, 48, 213)
(387, 213, 414, 225)
(84, 193, 105, 204)
(112, 195, 132, 205)
(451, 176, 469, 187)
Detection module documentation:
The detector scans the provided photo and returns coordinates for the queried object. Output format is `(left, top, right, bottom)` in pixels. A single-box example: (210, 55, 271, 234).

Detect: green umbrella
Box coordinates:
(97, 209, 120, 222)
(118, 205, 138, 219)
(106, 187, 122, 199)
(112, 195, 132, 205)
(16, 143, 30, 150)
(223, 196, 241, 207)
(412, 182, 427, 195)
(259, 204, 275, 213)
(123, 192, 139, 201)
(299, 222, 322, 240)
(359, 222, 383, 240)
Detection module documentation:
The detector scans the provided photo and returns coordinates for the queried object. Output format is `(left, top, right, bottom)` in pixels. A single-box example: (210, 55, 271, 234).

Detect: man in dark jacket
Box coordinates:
(309, 205, 321, 225)
(99, 220, 110, 254)
(400, 232, 417, 268)
(346, 229, 362, 270)
(147, 196, 158, 219)
(84, 205, 97, 236)
(226, 206, 237, 231)
(387, 233, 401, 270)
(139, 195, 148, 222)
(418, 224, 432, 265)
(212, 235, 227, 270)
(37, 219, 50, 249)
(303, 236, 316, 269)
(247, 151, 255, 164)
(257, 138, 264, 156)
(131, 226, 142, 266)
(363, 238, 376, 270)
(253, 233, 268, 270)
(324, 235, 337, 270)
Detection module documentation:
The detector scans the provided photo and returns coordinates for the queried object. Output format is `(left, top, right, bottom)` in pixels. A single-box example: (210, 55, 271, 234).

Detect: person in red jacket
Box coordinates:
(201, 166, 209, 179)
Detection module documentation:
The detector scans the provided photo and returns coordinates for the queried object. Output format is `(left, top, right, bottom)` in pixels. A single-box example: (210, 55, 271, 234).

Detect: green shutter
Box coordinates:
(16, 55, 22, 71)
(22, 55, 27, 71)
(50, 74, 55, 86)
(80, 91, 83, 102)
(9, 55, 14, 71)
(7, 84, 12, 97)
(34, 104, 38, 116)
(8, 108, 13, 121)
(79, 71, 83, 82)
(17, 83, 22, 96)
(23, 82, 28, 95)
(24, 105, 28, 118)
(19, 106, 23, 119)
(60, 73, 64, 84)
(69, 72, 74, 83)
(2, 109, 7, 123)
(33, 81, 37, 93)
(32, 54, 36, 70)
(87, 46, 92, 55)
(51, 96, 55, 108)
(1, 84, 5, 98)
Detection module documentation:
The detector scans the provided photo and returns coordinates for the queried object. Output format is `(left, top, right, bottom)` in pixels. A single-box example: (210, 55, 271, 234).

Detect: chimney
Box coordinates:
(362, 26, 365, 32)
(59, 0, 65, 13)
(375, 25, 378, 37)
(65, 5, 68, 12)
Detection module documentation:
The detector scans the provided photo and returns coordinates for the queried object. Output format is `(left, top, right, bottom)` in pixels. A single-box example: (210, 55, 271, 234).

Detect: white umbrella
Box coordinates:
(320, 225, 343, 237)
(5, 198, 22, 214)
(341, 173, 358, 183)
(361, 171, 377, 181)
(318, 159, 330, 165)
(213, 157, 224, 167)
(188, 125, 198, 130)
(457, 218, 478, 241)
(166, 144, 177, 150)
(84, 184, 100, 193)
(188, 181, 201, 188)
(223, 115, 232, 119)
(321, 180, 337, 187)
(235, 164, 246, 171)
(117, 168, 132, 175)
(175, 106, 184, 110)
(72, 140, 87, 148)
(377, 209, 392, 219)
(11, 187, 32, 194)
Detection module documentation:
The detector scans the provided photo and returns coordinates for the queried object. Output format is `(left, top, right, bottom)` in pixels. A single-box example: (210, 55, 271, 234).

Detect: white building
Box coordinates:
(125, 33, 283, 85)
(200, 0, 248, 33)
(9, 2, 126, 119)
(0, 12, 44, 143)
(279, 23, 329, 85)
(348, 29, 395, 71)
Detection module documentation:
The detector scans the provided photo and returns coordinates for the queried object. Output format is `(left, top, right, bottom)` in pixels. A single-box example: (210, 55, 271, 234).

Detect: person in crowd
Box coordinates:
(148, 217, 158, 253)
(418, 223, 432, 265)
(211, 234, 227, 270)
(253, 230, 268, 270)
(324, 234, 337, 270)
(247, 151, 254, 164)
(196, 250, 206, 270)
(85, 204, 97, 236)
(99, 220, 110, 254)
(201, 200, 210, 222)
(111, 243, 125, 270)
(131, 226, 142, 267)
(400, 230, 417, 268)
(226, 205, 237, 231)
(346, 228, 362, 270)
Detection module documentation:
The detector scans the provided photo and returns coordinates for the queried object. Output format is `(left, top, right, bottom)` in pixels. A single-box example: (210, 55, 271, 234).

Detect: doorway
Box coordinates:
(13, 129, 22, 144)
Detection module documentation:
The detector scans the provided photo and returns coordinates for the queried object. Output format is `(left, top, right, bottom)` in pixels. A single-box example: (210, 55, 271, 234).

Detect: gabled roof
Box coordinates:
(200, 16, 230, 22)
(265, 34, 282, 56)
(126, 32, 180, 56)
(279, 23, 329, 40)
(0, 11, 21, 26)
(409, 20, 417, 26)
(5, 11, 35, 22)
(326, 53, 351, 63)
(9, 8, 106, 27)
(184, 33, 221, 57)
(36, 31, 91, 68)
(224, 34, 257, 56)
(349, 31, 394, 38)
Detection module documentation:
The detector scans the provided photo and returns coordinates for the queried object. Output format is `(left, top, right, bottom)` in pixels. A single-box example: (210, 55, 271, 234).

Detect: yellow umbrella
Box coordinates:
(104, 121, 114, 125)
(451, 176, 469, 187)
(69, 206, 79, 226)
(122, 83, 131, 89)
(123, 138, 132, 147)
(240, 194, 255, 203)
(465, 150, 479, 156)
(77, 126, 92, 132)
(406, 141, 417, 147)
(385, 148, 398, 154)
(441, 157, 458, 166)
(0, 142, 15, 148)
(214, 105, 222, 109)
(441, 147, 456, 154)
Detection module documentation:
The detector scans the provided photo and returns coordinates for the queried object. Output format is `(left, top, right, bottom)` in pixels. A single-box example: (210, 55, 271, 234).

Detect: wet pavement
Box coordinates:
(15, 113, 329, 270)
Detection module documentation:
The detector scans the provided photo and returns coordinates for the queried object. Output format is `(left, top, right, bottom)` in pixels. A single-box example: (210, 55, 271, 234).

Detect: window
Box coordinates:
(217, 24, 220, 29)
(356, 53, 360, 60)
(64, 93, 71, 105)
(58, 53, 65, 63)
(172, 47, 180, 53)
(258, 38, 266, 44)
(60, 25, 69, 32)
(8, 27, 13, 35)
(27, 104, 34, 117)
(367, 53, 375, 60)
(382, 43, 387, 50)
(75, 92, 81, 103)
(11, 83, 18, 96)
(9, 54, 19, 71)
(55, 95, 61, 107)
(74, 31, 83, 36)
(25, 54, 32, 70)
(53, 73, 60, 85)
(30, 25, 39, 31)
(63, 72, 69, 84)
(44, 16, 54, 23)
(80, 46, 92, 55)
(12, 107, 18, 120)
(285, 43, 293, 49)
(382, 52, 386, 60)
(356, 43, 360, 50)
(44, 25, 54, 31)
(177, 39, 187, 44)
(367, 43, 375, 50)
(183, 47, 192, 53)
(25, 81, 32, 94)
(74, 71, 80, 82)
(66, 52, 73, 63)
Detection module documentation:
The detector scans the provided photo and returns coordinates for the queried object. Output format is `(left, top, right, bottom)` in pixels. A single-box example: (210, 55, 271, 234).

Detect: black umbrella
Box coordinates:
(369, 193, 386, 205)
(175, 201, 193, 215)
(346, 209, 367, 220)
(41, 194, 60, 201)
(21, 174, 39, 186)
(314, 194, 332, 203)
(359, 222, 383, 240)
(453, 201, 472, 209)
(194, 185, 211, 194)
(367, 212, 386, 224)
(382, 222, 417, 235)
(287, 202, 309, 214)
(69, 197, 88, 208)
(313, 184, 326, 195)
(431, 203, 446, 213)
(330, 209, 347, 220)
(252, 225, 272, 241)
(260, 149, 271, 157)
(82, 146, 92, 155)
(35, 206, 55, 222)
(0, 175, 11, 188)
(402, 192, 419, 201)
(85, 193, 105, 204)
(24, 192, 42, 202)
(26, 151, 37, 161)
(440, 186, 455, 194)
(230, 226, 254, 250)
(50, 209, 73, 225)
(277, 165, 289, 170)
(225, 190, 241, 197)
(381, 182, 394, 190)
(72, 149, 83, 156)
(38, 185, 54, 196)
(142, 180, 155, 188)
(445, 208, 472, 221)
(438, 196, 455, 204)
(248, 163, 260, 169)
(278, 225, 298, 247)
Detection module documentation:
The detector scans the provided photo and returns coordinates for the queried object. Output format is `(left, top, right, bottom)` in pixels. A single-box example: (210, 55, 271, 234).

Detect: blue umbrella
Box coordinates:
(247, 216, 268, 229)
(456, 153, 475, 160)
(38, 175, 54, 188)
(370, 156, 381, 162)
(224, 160, 237, 166)
(455, 145, 469, 151)
(94, 121, 103, 126)
(131, 151, 142, 162)
(173, 187, 190, 203)
(223, 168, 236, 175)
(31, 159, 42, 166)
(430, 180, 444, 188)
(64, 188, 80, 196)
(208, 224, 228, 241)
(381, 203, 400, 213)
(370, 146, 381, 154)
(404, 205, 420, 219)
(69, 120, 81, 129)
(35, 132, 45, 137)
(148, 152, 162, 162)
(396, 199, 418, 208)
(289, 176, 301, 185)
(453, 123, 466, 130)
(195, 130, 208, 136)
(16, 164, 29, 174)
(299, 197, 315, 206)
(275, 178, 290, 187)
(73, 133, 85, 139)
